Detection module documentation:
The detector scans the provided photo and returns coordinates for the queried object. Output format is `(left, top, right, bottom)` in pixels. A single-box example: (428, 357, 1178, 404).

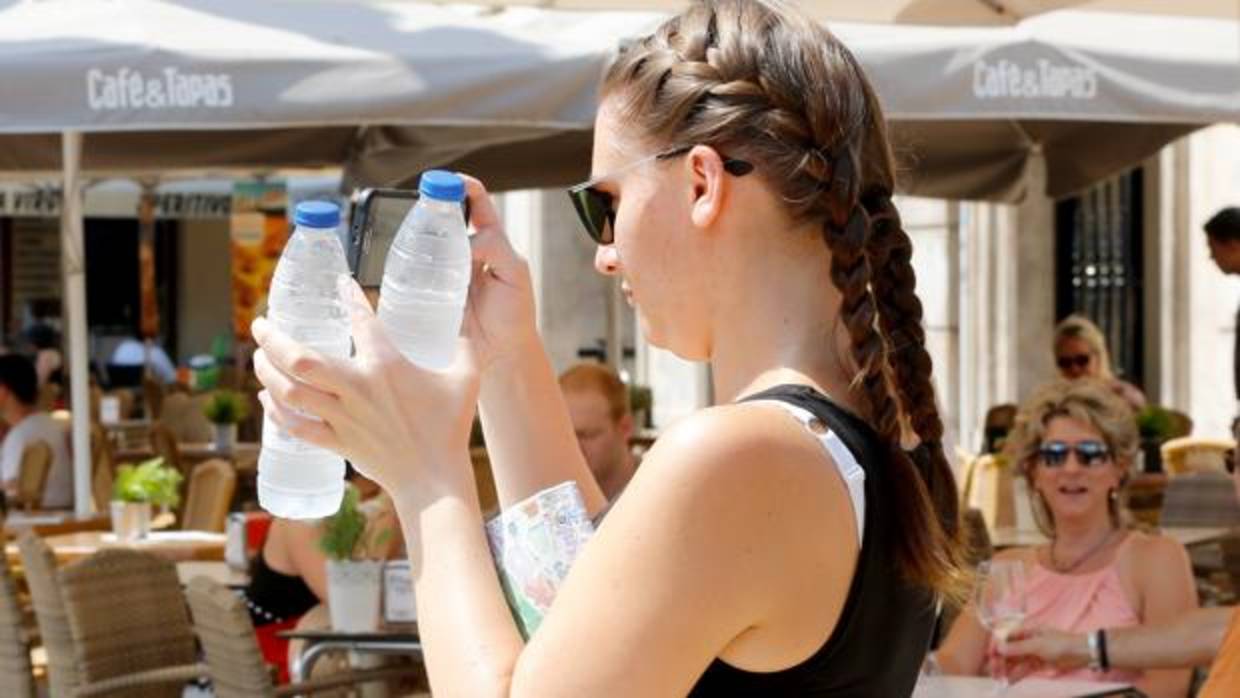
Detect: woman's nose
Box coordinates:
(594, 244, 621, 276)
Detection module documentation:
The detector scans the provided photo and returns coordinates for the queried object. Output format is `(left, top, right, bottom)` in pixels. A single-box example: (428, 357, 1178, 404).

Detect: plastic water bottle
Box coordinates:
(378, 170, 471, 370)
(257, 201, 351, 519)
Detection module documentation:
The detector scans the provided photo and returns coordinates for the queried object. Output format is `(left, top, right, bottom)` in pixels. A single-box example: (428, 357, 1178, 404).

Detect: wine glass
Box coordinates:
(973, 559, 1028, 691)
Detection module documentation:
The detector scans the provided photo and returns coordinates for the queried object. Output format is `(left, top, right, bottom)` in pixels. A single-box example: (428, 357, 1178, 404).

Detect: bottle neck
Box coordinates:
(295, 224, 339, 237)
(419, 196, 464, 216)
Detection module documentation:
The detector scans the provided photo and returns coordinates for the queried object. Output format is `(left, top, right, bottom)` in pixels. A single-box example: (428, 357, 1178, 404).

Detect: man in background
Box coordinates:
(0, 354, 73, 508)
(559, 363, 637, 502)
(1204, 207, 1240, 402)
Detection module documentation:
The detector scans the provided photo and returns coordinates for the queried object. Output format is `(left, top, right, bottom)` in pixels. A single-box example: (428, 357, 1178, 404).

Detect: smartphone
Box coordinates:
(347, 187, 470, 290)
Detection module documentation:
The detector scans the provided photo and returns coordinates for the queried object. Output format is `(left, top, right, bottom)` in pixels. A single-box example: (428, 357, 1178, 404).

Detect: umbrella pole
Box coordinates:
(61, 131, 93, 517)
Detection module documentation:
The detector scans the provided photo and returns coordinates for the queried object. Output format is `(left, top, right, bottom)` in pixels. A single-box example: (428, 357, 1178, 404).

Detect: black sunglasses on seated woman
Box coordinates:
(1038, 440, 1112, 468)
(567, 145, 754, 245)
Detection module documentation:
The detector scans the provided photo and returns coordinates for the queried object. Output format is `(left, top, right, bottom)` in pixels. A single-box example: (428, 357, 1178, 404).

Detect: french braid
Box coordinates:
(603, 0, 963, 595)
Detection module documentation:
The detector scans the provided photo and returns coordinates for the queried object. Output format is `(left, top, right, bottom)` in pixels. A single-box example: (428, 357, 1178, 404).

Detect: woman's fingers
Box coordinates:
(459, 174, 502, 234)
(251, 317, 354, 398)
(252, 348, 347, 425)
(257, 390, 341, 452)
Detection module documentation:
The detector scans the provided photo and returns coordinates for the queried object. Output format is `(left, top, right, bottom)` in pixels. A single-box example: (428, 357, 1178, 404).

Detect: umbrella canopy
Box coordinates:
(0, 0, 663, 187)
(0, 1, 1235, 197)
(463, 0, 1239, 26)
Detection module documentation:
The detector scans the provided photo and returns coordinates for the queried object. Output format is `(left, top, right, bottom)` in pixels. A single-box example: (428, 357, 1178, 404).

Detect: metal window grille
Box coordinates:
(1055, 169, 1145, 386)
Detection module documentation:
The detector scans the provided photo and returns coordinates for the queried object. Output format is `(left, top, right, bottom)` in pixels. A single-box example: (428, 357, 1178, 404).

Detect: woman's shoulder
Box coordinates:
(1120, 528, 1189, 566)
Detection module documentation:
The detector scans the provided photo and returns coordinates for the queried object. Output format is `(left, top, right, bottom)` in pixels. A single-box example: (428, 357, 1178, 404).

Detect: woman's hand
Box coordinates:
(457, 175, 540, 374)
(252, 276, 479, 505)
(998, 626, 1090, 679)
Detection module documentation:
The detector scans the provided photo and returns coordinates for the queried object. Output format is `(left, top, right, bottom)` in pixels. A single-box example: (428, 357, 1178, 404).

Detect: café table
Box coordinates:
(283, 627, 421, 683)
(915, 676, 1137, 697)
(4, 530, 226, 565)
(2, 510, 111, 538)
(176, 560, 249, 588)
(114, 440, 261, 466)
(991, 526, 1232, 550)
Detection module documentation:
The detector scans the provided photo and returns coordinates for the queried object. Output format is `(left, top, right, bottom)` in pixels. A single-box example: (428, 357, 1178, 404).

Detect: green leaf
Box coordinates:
(111, 457, 183, 506)
(202, 390, 249, 425)
(317, 485, 369, 560)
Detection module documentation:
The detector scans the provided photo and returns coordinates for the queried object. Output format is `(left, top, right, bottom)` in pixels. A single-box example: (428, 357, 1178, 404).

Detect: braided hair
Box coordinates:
(602, 0, 964, 596)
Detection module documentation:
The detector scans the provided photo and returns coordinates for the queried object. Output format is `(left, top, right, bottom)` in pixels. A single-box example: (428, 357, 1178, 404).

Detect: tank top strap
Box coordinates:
(758, 399, 867, 544)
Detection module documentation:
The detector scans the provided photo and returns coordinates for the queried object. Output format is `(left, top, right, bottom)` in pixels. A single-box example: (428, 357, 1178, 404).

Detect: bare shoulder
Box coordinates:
(1123, 529, 1190, 566)
(992, 546, 1036, 565)
(640, 401, 847, 501)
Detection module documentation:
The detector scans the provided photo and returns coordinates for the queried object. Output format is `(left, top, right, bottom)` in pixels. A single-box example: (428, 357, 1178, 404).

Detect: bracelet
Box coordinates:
(1098, 628, 1110, 672)
(1087, 630, 1102, 671)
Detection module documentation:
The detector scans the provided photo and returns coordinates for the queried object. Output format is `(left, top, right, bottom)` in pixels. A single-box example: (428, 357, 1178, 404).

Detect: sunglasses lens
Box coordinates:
(1039, 443, 1069, 467)
(568, 188, 612, 244)
(1075, 441, 1109, 466)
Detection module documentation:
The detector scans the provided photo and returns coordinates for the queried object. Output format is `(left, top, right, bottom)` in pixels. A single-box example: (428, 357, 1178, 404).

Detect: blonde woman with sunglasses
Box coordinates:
(936, 379, 1196, 697)
(1054, 314, 1147, 413)
(250, 1, 966, 695)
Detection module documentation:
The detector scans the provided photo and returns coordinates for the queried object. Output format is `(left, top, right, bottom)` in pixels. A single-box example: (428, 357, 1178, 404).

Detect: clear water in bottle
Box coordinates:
(378, 170, 471, 371)
(258, 200, 351, 519)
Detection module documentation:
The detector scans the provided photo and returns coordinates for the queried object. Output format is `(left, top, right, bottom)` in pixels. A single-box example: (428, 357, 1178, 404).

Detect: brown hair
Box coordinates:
(559, 362, 630, 422)
(601, 0, 962, 596)
(1004, 379, 1138, 536)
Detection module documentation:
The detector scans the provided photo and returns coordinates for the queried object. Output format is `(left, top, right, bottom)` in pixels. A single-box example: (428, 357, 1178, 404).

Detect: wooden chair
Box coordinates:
(90, 423, 115, 514)
(17, 532, 81, 697)
(14, 441, 53, 512)
(186, 576, 423, 698)
(142, 376, 164, 420)
(0, 541, 36, 698)
(148, 423, 182, 475)
(1161, 437, 1235, 476)
(58, 549, 206, 697)
(158, 392, 214, 444)
(181, 459, 237, 532)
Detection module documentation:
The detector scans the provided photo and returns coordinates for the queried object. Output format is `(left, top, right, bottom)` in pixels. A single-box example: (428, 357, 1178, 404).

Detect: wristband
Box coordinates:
(1098, 628, 1110, 672)
(1087, 630, 1102, 671)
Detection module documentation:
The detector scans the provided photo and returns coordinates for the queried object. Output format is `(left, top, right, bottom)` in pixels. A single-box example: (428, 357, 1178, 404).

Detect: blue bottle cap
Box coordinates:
(418, 170, 466, 203)
(294, 200, 341, 228)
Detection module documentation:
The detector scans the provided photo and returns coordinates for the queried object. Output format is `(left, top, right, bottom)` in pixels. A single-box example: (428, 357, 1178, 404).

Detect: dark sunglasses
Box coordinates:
(1056, 354, 1092, 371)
(567, 145, 755, 245)
(1038, 440, 1112, 468)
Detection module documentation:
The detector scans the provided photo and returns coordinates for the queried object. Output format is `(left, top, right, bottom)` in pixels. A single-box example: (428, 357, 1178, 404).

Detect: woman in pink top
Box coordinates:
(937, 379, 1197, 698)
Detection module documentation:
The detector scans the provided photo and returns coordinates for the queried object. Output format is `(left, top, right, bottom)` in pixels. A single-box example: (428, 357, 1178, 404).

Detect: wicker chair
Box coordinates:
(0, 541, 36, 698)
(17, 532, 81, 696)
(58, 548, 206, 697)
(181, 459, 237, 532)
(185, 576, 423, 697)
(1162, 436, 1235, 476)
(14, 441, 53, 512)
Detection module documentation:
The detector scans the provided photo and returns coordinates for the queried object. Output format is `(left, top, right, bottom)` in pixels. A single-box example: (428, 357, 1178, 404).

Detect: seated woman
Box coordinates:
(937, 379, 1197, 698)
(1053, 315, 1146, 413)
(241, 470, 400, 683)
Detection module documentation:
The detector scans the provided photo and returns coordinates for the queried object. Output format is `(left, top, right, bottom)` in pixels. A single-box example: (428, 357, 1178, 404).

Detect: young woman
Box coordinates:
(251, 1, 962, 694)
(937, 380, 1196, 698)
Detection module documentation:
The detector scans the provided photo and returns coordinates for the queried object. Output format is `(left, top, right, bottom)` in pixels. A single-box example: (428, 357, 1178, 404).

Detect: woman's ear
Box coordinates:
(686, 145, 727, 230)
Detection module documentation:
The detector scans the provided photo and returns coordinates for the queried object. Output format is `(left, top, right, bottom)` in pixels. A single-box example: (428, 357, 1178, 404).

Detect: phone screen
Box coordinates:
(349, 189, 419, 289)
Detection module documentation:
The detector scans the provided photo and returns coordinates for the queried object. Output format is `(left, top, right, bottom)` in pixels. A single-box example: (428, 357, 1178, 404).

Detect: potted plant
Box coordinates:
(111, 457, 183, 541)
(319, 485, 392, 633)
(203, 389, 249, 451)
(1136, 405, 1175, 473)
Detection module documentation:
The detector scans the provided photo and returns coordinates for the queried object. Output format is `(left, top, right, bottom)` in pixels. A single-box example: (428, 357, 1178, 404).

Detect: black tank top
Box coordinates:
(241, 550, 320, 626)
(688, 384, 936, 697)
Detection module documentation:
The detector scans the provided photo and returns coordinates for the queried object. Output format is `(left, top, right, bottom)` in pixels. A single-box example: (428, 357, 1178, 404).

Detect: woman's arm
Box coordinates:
(460, 177, 606, 516)
(1003, 607, 1234, 671)
(935, 606, 992, 676)
(1130, 536, 1198, 698)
